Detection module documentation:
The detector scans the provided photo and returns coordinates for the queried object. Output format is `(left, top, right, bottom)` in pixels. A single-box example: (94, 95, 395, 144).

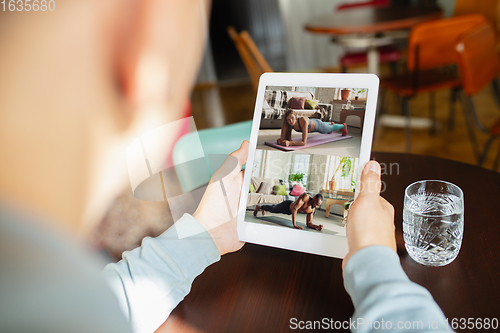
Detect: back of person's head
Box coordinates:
(0, 0, 211, 233)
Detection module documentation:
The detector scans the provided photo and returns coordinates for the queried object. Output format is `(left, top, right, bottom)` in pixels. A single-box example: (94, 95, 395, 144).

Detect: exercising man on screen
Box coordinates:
(254, 193, 323, 231)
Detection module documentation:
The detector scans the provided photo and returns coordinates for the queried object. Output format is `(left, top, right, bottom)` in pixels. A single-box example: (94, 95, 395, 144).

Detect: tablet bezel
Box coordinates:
(237, 73, 379, 258)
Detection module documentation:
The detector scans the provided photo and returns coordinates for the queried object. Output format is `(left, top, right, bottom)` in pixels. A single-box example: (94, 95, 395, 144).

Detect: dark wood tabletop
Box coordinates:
(159, 153, 500, 332)
(305, 5, 442, 35)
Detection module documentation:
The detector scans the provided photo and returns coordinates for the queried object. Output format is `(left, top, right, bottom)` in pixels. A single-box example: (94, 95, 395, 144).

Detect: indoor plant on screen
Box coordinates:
(351, 88, 366, 100)
(329, 157, 352, 190)
(289, 173, 305, 187)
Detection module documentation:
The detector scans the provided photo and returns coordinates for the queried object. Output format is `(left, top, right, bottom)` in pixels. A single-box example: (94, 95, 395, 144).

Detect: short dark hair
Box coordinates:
(314, 193, 323, 201)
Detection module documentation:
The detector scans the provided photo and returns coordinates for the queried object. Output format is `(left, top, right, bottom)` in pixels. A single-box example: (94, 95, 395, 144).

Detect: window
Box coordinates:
(291, 154, 310, 184)
(253, 149, 264, 177)
(294, 86, 316, 95)
(325, 156, 358, 191)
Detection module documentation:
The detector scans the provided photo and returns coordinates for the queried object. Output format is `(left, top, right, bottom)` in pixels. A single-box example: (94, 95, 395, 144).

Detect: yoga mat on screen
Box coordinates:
(265, 133, 352, 151)
(256, 215, 338, 235)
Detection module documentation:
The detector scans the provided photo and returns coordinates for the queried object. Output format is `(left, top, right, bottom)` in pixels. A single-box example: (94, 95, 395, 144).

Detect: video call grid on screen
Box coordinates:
(245, 85, 368, 236)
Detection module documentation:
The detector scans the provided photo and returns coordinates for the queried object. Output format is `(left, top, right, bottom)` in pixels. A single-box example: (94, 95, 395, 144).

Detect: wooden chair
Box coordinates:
(456, 23, 500, 170)
(227, 26, 273, 92)
(335, 0, 402, 73)
(380, 14, 486, 152)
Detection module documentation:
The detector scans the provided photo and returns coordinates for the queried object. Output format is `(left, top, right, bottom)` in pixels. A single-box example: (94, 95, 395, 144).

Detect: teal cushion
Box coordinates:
(173, 120, 252, 193)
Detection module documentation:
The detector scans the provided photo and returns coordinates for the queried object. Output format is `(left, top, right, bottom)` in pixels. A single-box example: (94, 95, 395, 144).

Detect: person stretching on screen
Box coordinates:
(277, 109, 347, 147)
(253, 193, 324, 231)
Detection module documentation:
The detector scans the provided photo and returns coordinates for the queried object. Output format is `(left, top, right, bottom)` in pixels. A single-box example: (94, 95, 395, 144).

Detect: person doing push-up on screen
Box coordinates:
(277, 109, 347, 147)
(254, 193, 324, 231)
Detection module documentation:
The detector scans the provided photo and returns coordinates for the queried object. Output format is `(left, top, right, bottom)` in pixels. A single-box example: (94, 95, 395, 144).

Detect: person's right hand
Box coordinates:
(343, 161, 396, 270)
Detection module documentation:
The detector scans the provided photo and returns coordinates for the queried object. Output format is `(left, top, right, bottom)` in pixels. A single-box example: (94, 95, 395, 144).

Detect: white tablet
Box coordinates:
(237, 73, 379, 258)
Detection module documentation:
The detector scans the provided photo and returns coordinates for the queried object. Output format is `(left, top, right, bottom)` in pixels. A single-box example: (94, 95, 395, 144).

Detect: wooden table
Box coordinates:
(159, 153, 500, 332)
(322, 189, 354, 222)
(305, 5, 442, 75)
(325, 198, 348, 217)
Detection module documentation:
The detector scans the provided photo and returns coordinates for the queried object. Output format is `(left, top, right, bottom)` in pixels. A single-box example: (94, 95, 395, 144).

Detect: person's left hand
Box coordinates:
(284, 140, 290, 147)
(193, 141, 249, 255)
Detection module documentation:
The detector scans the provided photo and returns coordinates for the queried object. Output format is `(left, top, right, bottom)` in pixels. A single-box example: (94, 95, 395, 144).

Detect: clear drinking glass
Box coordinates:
(403, 180, 464, 266)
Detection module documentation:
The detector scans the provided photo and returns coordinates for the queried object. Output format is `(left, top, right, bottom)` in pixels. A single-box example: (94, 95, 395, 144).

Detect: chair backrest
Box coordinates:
(336, 0, 389, 11)
(454, 0, 500, 38)
(456, 23, 500, 95)
(227, 26, 273, 92)
(407, 14, 486, 71)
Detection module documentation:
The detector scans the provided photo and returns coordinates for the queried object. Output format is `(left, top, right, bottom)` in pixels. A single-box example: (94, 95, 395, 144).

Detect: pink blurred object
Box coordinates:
(340, 45, 400, 67)
(179, 99, 192, 137)
(336, 0, 389, 11)
(164, 100, 192, 168)
(335, 0, 401, 73)
(290, 184, 306, 196)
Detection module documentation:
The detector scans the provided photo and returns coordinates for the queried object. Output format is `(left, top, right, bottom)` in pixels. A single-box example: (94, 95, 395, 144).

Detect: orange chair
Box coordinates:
(454, 0, 500, 40)
(380, 14, 486, 152)
(453, 0, 500, 109)
(227, 26, 273, 92)
(456, 23, 500, 170)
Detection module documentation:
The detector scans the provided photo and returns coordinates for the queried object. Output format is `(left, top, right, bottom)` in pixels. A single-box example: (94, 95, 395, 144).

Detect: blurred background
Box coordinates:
(94, 0, 500, 260)
(192, 0, 497, 161)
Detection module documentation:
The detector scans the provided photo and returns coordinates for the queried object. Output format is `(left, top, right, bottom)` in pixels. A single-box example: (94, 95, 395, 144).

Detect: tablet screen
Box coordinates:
(246, 85, 367, 235)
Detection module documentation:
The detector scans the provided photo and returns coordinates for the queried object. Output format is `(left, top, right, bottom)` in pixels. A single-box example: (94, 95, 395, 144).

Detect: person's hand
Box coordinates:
(343, 161, 396, 270)
(193, 141, 249, 256)
(284, 140, 290, 147)
(277, 138, 283, 145)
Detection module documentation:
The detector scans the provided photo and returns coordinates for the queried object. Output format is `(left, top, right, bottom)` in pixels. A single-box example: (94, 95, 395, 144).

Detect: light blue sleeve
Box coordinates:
(343, 246, 453, 332)
(101, 213, 221, 333)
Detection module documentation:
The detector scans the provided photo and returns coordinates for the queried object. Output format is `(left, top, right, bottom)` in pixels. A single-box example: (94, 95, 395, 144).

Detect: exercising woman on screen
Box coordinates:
(277, 109, 347, 147)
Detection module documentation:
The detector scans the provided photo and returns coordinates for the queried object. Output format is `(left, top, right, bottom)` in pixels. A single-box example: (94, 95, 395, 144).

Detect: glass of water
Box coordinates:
(403, 180, 464, 266)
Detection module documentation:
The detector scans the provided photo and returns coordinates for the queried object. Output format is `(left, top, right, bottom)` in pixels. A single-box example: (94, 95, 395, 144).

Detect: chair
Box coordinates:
(454, 0, 500, 39)
(336, 0, 402, 73)
(453, 0, 500, 109)
(456, 23, 500, 170)
(380, 14, 487, 152)
(227, 26, 273, 92)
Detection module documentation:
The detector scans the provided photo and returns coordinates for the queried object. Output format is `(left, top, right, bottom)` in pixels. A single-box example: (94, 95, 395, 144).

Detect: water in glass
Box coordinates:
(403, 181, 464, 266)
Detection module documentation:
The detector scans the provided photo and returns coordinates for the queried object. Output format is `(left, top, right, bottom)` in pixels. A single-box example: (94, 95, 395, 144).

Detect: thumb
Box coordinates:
(358, 161, 382, 198)
(211, 141, 249, 182)
(230, 140, 249, 170)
